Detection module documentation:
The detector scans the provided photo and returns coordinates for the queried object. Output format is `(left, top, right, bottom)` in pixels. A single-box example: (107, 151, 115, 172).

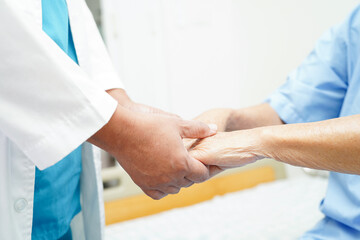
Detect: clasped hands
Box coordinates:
(184, 109, 264, 180)
(90, 89, 264, 200)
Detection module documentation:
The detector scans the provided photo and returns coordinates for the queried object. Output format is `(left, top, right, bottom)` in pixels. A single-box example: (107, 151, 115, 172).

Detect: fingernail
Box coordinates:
(208, 124, 218, 134)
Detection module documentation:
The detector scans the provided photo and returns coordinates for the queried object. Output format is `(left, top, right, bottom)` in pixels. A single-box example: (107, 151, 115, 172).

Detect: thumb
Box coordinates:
(189, 150, 222, 177)
(185, 155, 210, 183)
(179, 120, 217, 139)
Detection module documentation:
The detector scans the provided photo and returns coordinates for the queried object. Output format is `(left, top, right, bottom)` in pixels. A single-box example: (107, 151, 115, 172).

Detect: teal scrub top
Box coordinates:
(32, 0, 82, 239)
(267, 5, 360, 240)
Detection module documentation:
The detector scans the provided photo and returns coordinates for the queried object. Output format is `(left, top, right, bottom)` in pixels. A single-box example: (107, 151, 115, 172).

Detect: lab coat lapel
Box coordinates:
(80, 143, 104, 240)
(66, 0, 90, 71)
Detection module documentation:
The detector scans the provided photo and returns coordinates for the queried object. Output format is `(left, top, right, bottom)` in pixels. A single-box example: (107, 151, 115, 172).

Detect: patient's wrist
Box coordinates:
(257, 125, 285, 161)
(224, 109, 241, 131)
(226, 107, 263, 131)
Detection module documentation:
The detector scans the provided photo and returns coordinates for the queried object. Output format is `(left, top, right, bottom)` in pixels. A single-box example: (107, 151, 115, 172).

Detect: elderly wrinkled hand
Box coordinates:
(188, 130, 265, 171)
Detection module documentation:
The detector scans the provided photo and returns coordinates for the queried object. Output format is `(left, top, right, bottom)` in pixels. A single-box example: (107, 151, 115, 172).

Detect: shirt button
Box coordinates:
(14, 198, 28, 213)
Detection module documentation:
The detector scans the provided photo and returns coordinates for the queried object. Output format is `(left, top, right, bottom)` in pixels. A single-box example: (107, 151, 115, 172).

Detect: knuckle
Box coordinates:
(150, 175, 173, 188)
(144, 178, 161, 189)
(181, 124, 191, 135)
(147, 181, 162, 189)
(195, 172, 210, 183)
(178, 119, 188, 128)
(196, 123, 209, 135)
(151, 194, 163, 200)
(170, 188, 180, 194)
(182, 120, 199, 133)
(173, 159, 188, 173)
(145, 190, 166, 200)
(163, 186, 180, 195)
(172, 152, 190, 168)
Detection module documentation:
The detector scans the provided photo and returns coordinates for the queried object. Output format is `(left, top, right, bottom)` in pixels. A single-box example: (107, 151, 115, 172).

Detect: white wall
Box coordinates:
(101, 0, 359, 177)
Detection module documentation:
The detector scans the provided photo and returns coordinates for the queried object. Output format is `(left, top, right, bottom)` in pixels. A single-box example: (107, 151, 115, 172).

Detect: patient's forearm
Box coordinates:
(225, 103, 283, 131)
(260, 115, 360, 174)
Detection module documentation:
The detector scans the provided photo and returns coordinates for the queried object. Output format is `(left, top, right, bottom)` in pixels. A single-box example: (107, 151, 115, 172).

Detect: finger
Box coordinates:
(174, 177, 194, 188)
(209, 165, 224, 178)
(179, 120, 217, 139)
(161, 186, 181, 195)
(185, 156, 210, 183)
(144, 189, 167, 200)
(188, 149, 221, 179)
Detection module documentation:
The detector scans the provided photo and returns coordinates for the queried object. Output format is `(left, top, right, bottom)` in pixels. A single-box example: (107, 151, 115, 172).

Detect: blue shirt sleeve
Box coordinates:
(266, 6, 360, 124)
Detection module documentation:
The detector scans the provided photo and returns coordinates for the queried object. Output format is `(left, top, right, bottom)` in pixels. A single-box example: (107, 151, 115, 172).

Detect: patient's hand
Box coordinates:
(183, 108, 233, 150)
(189, 130, 265, 170)
(193, 108, 234, 132)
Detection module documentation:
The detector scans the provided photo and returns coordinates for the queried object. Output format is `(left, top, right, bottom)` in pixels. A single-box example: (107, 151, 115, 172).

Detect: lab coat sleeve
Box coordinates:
(69, 0, 124, 91)
(265, 6, 360, 124)
(0, 1, 118, 170)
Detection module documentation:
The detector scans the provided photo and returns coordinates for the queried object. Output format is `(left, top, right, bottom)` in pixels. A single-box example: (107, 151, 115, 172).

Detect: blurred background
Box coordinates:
(84, 0, 359, 238)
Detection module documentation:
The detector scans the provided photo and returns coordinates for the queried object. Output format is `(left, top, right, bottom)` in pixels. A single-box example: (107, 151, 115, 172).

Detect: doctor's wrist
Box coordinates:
(87, 104, 137, 155)
(106, 88, 134, 109)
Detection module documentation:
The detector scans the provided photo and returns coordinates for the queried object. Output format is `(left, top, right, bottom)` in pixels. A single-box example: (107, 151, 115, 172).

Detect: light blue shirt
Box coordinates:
(267, 5, 360, 240)
(32, 0, 82, 239)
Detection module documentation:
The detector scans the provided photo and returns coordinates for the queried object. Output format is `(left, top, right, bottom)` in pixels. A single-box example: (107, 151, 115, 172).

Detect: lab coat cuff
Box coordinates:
(25, 93, 118, 170)
(95, 71, 125, 91)
(265, 93, 305, 124)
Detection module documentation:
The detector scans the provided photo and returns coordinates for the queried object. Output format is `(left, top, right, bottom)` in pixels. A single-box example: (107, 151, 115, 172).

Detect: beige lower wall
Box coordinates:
(101, 157, 286, 202)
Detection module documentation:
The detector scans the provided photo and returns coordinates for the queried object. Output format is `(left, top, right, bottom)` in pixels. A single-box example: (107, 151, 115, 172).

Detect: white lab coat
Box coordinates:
(0, 0, 123, 239)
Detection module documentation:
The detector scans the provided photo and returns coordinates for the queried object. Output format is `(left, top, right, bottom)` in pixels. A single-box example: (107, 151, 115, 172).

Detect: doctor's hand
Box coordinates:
(188, 130, 264, 171)
(182, 109, 234, 178)
(89, 105, 217, 200)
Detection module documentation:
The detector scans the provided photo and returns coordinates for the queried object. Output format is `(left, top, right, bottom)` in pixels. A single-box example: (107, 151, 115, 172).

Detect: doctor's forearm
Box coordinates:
(260, 115, 360, 174)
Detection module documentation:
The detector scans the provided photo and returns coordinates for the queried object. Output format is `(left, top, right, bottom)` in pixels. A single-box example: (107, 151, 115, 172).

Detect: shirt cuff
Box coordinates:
(265, 91, 305, 124)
